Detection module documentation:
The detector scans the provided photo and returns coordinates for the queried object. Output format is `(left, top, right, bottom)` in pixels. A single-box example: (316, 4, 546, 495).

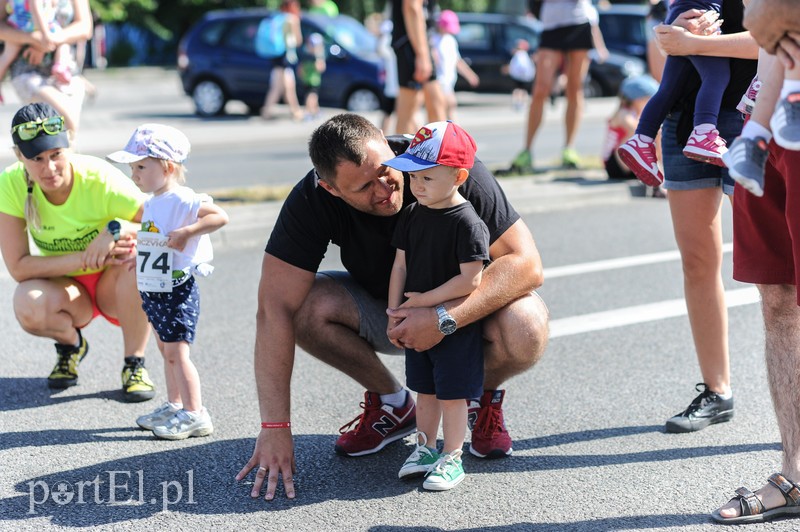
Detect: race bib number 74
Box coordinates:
(136, 231, 173, 292)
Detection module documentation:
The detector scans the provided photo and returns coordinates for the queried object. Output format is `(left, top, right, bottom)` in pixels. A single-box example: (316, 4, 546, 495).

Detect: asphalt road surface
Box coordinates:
(0, 68, 793, 531)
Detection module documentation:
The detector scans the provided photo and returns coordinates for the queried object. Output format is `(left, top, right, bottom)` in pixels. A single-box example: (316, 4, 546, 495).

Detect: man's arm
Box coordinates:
(387, 219, 542, 351)
(744, 0, 800, 54)
(402, 0, 433, 83)
(236, 253, 315, 500)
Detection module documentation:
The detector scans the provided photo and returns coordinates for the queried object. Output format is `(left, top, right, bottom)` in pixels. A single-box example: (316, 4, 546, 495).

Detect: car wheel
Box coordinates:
(192, 80, 227, 117)
(345, 88, 381, 112)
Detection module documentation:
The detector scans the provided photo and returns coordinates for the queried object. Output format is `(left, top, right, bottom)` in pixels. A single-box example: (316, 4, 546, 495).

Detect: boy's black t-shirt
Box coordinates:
(392, 202, 490, 294)
(265, 135, 520, 300)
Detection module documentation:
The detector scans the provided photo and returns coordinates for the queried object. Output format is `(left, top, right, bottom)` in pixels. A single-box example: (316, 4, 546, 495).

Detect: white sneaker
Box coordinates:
(152, 408, 214, 440)
(136, 402, 180, 430)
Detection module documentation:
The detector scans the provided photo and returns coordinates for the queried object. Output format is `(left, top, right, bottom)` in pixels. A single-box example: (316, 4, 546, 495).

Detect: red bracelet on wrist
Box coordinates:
(261, 421, 291, 429)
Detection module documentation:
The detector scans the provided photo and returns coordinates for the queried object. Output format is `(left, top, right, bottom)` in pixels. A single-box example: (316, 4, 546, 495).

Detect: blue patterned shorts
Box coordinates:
(140, 276, 200, 344)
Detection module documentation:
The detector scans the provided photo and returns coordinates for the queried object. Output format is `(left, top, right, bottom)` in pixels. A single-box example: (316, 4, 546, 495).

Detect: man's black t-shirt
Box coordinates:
(265, 135, 520, 300)
(391, 0, 437, 48)
(392, 202, 490, 294)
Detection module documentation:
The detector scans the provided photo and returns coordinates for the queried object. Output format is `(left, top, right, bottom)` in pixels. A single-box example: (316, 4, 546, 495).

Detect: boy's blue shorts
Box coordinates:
(140, 276, 200, 344)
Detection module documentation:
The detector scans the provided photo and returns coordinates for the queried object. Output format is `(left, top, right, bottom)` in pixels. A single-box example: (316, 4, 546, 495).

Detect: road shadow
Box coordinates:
(0, 377, 133, 411)
(367, 513, 712, 531)
(2, 436, 431, 524)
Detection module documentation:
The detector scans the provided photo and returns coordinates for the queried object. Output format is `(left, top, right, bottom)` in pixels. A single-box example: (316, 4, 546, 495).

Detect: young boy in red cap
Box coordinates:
(384, 120, 489, 491)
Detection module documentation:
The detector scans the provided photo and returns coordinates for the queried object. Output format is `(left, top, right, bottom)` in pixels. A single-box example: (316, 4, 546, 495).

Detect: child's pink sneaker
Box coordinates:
(683, 127, 727, 166)
(617, 134, 663, 186)
(736, 76, 761, 115)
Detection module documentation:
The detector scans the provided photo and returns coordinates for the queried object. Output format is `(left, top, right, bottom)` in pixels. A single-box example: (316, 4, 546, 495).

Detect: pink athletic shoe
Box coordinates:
(617, 135, 664, 187)
(51, 62, 72, 85)
(682, 128, 727, 166)
(736, 76, 761, 115)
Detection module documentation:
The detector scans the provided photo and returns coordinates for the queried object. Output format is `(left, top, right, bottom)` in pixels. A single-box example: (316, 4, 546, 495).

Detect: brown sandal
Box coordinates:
(711, 473, 800, 524)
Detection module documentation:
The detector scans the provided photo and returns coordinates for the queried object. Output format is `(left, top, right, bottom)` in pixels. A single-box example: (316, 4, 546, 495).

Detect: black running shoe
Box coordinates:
(47, 330, 89, 389)
(665, 383, 733, 433)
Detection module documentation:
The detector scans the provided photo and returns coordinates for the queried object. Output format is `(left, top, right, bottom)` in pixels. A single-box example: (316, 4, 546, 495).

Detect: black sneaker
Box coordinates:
(47, 330, 89, 389)
(121, 357, 156, 403)
(665, 383, 733, 433)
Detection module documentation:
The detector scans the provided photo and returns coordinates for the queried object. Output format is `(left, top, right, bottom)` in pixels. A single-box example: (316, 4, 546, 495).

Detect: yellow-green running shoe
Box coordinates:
(510, 149, 533, 173)
(48, 329, 89, 389)
(122, 357, 156, 403)
(562, 147, 581, 169)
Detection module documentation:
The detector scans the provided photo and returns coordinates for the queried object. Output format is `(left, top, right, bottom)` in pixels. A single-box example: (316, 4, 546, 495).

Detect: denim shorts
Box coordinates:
(661, 107, 744, 195)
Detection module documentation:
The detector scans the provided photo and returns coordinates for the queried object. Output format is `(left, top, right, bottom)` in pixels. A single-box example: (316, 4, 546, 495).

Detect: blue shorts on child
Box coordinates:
(140, 276, 200, 344)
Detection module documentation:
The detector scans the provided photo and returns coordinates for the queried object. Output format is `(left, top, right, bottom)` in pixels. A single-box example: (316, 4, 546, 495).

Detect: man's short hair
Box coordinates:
(308, 114, 385, 182)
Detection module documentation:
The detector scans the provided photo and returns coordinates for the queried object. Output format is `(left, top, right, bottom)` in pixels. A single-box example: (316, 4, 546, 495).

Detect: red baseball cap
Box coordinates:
(383, 121, 477, 172)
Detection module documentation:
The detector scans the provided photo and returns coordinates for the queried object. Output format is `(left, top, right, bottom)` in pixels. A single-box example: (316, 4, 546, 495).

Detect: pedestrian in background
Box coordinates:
(431, 10, 479, 122)
(259, 0, 303, 122)
(391, 0, 446, 134)
(298, 32, 326, 121)
(507, 39, 535, 112)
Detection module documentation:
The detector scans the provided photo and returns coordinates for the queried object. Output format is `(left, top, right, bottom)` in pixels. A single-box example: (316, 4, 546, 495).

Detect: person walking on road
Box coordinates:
(259, 0, 304, 122)
(107, 123, 229, 441)
(391, 0, 447, 135)
(0, 102, 156, 402)
(235, 113, 549, 500)
(649, 1, 756, 433)
(386, 121, 489, 491)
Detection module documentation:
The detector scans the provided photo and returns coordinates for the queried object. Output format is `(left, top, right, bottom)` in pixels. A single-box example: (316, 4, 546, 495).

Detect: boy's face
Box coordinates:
(408, 164, 462, 209)
(129, 157, 170, 195)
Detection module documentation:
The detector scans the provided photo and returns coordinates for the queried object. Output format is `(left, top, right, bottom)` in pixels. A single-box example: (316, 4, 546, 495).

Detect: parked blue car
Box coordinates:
(178, 8, 385, 117)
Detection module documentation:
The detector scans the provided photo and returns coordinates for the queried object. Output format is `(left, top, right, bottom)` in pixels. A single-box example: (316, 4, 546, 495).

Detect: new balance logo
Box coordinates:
(372, 415, 398, 436)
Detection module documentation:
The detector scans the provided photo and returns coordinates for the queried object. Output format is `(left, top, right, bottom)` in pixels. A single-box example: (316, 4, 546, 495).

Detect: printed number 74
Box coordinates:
(138, 251, 170, 274)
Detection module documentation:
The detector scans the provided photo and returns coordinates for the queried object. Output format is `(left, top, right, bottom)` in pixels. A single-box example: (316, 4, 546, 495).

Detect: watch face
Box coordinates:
(108, 220, 121, 233)
(439, 318, 457, 335)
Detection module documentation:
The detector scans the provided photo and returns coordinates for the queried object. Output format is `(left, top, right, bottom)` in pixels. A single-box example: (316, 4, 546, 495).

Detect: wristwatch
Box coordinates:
(107, 220, 121, 242)
(435, 305, 457, 335)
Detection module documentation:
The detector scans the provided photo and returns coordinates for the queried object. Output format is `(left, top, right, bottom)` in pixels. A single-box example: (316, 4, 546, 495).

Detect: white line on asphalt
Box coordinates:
(544, 243, 733, 279)
(549, 286, 759, 339)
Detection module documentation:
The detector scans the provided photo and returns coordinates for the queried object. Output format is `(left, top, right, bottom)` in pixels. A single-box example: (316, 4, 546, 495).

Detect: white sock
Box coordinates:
(717, 389, 733, 400)
(780, 79, 800, 100)
(637, 134, 654, 143)
(168, 402, 183, 411)
(380, 389, 408, 408)
(694, 123, 715, 134)
(741, 120, 773, 143)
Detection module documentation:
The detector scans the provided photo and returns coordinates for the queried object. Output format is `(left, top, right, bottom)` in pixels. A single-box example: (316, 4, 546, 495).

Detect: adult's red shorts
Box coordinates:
(733, 141, 800, 305)
(73, 271, 121, 327)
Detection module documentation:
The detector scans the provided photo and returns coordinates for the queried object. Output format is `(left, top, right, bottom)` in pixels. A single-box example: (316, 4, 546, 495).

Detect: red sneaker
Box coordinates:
(469, 390, 513, 458)
(683, 127, 727, 166)
(334, 391, 416, 456)
(617, 135, 664, 187)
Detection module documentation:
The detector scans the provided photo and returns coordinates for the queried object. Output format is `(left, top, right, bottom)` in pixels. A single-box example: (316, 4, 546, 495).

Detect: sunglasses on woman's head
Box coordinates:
(11, 116, 65, 141)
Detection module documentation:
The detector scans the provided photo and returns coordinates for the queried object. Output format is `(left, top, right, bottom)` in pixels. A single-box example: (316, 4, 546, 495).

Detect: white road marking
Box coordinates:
(549, 286, 759, 339)
(544, 243, 732, 279)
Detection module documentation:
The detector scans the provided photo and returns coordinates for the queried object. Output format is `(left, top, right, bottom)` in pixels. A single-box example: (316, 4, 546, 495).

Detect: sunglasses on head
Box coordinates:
(11, 116, 65, 141)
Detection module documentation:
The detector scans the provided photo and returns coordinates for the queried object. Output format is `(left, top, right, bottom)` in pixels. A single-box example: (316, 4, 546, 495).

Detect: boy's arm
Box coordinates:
(401, 260, 483, 309)
(388, 249, 407, 310)
(166, 201, 229, 252)
(29, 1, 53, 45)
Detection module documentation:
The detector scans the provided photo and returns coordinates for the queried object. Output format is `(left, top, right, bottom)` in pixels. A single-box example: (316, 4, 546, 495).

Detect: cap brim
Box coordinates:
(383, 153, 439, 172)
(106, 150, 147, 163)
(16, 131, 69, 159)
